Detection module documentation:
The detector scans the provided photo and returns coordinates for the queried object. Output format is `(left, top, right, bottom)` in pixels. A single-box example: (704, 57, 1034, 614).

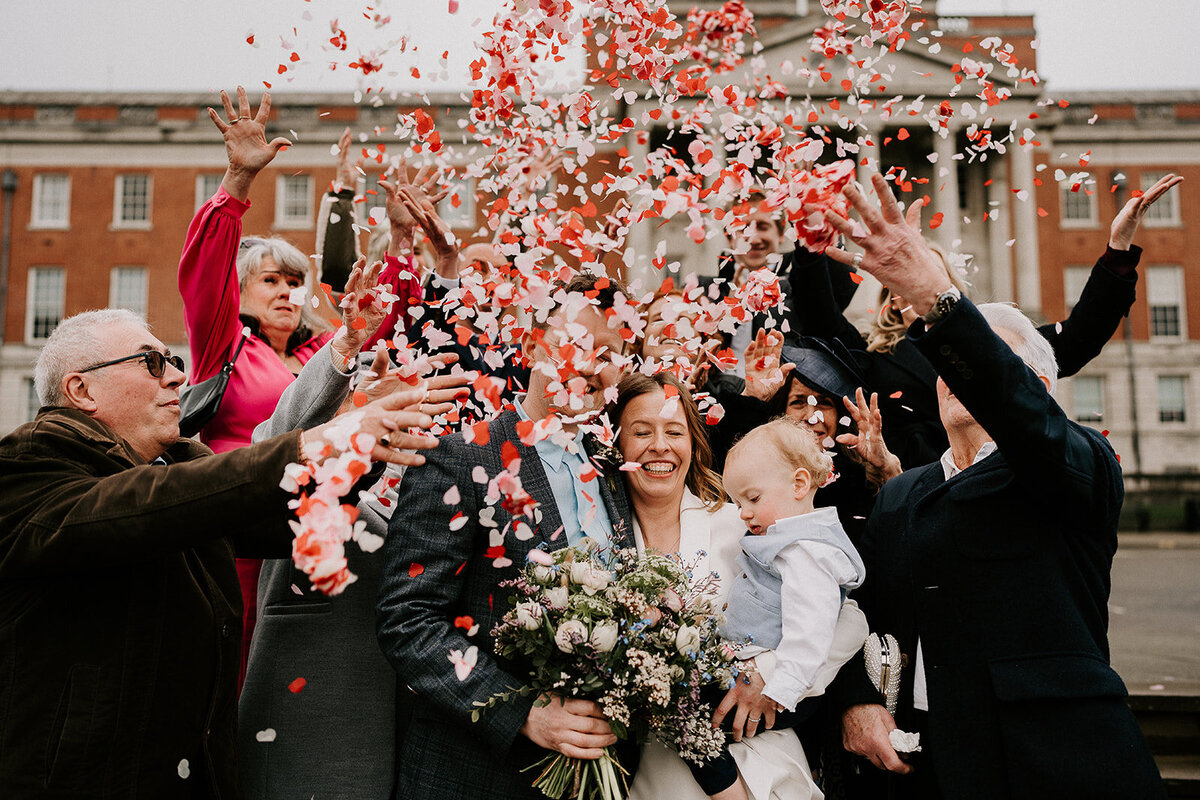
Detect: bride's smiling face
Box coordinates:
(618, 388, 692, 505)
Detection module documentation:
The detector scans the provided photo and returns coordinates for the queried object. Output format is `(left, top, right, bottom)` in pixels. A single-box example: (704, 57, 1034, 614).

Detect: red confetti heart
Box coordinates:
(408, 563, 425, 578)
(288, 677, 307, 693)
(454, 616, 475, 630)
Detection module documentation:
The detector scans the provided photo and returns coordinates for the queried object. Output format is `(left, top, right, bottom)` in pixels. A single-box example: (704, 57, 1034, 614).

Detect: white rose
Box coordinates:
(545, 586, 569, 609)
(581, 567, 612, 596)
(589, 621, 619, 653)
(675, 625, 702, 658)
(568, 562, 592, 586)
(514, 602, 543, 631)
(531, 565, 554, 584)
(555, 620, 589, 653)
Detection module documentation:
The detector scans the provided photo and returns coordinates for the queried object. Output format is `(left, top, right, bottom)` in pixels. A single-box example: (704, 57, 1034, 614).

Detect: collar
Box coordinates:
(940, 440, 998, 480)
(514, 396, 580, 472)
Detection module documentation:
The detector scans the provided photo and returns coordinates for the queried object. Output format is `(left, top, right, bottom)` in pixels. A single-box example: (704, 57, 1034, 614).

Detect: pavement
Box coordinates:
(1109, 538, 1200, 687)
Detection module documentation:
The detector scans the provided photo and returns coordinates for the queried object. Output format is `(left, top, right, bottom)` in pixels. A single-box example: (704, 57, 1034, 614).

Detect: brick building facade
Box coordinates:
(1, 3, 1197, 475)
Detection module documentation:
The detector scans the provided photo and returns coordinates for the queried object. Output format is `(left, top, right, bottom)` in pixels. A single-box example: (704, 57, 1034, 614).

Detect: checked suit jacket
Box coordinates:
(376, 409, 634, 800)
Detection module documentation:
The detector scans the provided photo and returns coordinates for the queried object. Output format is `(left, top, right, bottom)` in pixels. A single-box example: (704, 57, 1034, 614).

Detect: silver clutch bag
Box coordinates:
(862, 632, 902, 716)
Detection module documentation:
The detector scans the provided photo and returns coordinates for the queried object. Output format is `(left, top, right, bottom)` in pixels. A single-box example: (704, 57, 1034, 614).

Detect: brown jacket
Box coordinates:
(0, 408, 300, 799)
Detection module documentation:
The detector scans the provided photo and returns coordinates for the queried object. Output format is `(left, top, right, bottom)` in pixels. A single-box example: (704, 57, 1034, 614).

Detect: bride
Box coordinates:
(611, 372, 868, 800)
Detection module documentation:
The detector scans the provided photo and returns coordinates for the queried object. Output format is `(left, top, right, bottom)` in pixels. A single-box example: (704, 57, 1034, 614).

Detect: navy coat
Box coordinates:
(833, 299, 1163, 799)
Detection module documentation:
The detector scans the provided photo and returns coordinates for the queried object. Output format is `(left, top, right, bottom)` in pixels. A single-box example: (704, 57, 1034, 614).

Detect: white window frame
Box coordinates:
(1063, 265, 1091, 313)
(1147, 265, 1186, 341)
(194, 173, 224, 212)
(1059, 172, 1098, 228)
(437, 174, 476, 230)
(275, 174, 314, 230)
(1071, 375, 1104, 424)
(109, 266, 149, 317)
(26, 266, 65, 343)
(1157, 375, 1188, 424)
(31, 173, 71, 229)
(1140, 170, 1181, 227)
(113, 174, 152, 229)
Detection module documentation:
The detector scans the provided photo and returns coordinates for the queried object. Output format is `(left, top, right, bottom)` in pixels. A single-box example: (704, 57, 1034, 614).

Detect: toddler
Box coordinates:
(689, 417, 865, 800)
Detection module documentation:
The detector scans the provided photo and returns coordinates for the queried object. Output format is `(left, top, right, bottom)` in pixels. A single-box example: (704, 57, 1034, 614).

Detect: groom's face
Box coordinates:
(531, 303, 627, 421)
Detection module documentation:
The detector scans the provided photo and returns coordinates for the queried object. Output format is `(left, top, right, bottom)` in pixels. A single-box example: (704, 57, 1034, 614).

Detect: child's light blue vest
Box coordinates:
(720, 507, 865, 649)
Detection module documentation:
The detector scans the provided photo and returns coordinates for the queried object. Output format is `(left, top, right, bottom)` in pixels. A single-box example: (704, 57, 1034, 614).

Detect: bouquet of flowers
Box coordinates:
(474, 543, 737, 800)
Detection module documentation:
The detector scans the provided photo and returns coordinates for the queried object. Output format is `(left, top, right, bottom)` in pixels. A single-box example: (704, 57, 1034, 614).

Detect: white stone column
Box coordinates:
(932, 128, 962, 251)
(1009, 140, 1042, 317)
(985, 154, 1014, 303)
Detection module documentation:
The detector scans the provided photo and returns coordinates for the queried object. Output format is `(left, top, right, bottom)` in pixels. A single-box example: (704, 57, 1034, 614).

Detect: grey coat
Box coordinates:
(239, 343, 400, 800)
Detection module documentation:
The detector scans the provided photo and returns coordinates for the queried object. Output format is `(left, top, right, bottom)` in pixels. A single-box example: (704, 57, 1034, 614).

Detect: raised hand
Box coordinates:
(836, 387, 903, 489)
(824, 174, 949, 318)
(333, 126, 364, 193)
(1110, 173, 1183, 250)
(208, 86, 291, 202)
(377, 154, 452, 250)
(303, 384, 439, 467)
(396, 185, 460, 279)
(742, 329, 793, 402)
(329, 257, 389, 363)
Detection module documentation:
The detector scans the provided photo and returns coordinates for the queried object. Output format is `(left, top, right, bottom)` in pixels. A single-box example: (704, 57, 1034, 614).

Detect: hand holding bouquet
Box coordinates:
(475, 543, 736, 800)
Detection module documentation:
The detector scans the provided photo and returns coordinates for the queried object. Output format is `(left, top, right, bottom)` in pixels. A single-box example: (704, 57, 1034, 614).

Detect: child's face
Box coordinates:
(723, 451, 809, 535)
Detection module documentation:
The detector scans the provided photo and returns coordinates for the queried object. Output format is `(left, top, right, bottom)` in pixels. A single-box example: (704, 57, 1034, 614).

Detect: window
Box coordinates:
(109, 267, 148, 316)
(1147, 265, 1186, 339)
(1063, 265, 1090, 312)
(26, 267, 65, 342)
(1141, 171, 1180, 226)
(31, 174, 70, 228)
(276, 174, 313, 228)
(1059, 172, 1097, 226)
(1072, 375, 1104, 423)
(195, 173, 223, 211)
(437, 174, 476, 229)
(114, 174, 151, 227)
(1158, 375, 1187, 423)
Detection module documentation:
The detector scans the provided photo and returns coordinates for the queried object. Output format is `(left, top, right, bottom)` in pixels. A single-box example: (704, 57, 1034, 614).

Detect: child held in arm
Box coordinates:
(689, 417, 866, 800)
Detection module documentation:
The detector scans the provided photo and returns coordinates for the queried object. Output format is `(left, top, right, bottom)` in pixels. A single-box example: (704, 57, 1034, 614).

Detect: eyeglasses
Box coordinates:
(78, 350, 185, 379)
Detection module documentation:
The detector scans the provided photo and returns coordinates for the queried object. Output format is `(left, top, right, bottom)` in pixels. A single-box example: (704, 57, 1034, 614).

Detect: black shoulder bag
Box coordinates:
(179, 328, 250, 438)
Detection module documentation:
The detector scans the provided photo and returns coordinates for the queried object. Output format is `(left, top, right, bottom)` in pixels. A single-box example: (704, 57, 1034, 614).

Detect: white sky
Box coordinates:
(1, 0, 1197, 95)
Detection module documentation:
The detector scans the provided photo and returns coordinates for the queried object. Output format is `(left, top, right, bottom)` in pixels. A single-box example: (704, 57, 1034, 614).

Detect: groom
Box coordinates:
(377, 273, 637, 799)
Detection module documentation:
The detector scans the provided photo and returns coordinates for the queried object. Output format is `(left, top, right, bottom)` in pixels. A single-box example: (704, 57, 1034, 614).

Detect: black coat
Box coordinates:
(787, 246, 1141, 469)
(0, 409, 298, 799)
(832, 300, 1163, 799)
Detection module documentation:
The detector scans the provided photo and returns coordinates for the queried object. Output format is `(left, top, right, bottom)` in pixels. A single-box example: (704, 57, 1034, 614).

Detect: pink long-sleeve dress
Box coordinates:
(179, 187, 423, 688)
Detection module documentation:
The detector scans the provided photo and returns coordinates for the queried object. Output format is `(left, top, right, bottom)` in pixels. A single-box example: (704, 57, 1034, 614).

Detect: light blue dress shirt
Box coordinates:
(515, 400, 614, 552)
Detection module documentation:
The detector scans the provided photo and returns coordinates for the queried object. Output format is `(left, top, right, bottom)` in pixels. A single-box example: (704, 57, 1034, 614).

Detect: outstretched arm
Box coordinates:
(1042, 173, 1183, 377)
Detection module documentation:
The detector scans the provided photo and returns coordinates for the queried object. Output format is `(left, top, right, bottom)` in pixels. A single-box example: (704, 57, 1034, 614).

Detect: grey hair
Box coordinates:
(237, 236, 329, 335)
(34, 308, 148, 407)
(977, 302, 1058, 394)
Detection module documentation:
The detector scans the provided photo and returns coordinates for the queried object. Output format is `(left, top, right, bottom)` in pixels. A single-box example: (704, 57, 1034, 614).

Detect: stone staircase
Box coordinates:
(1128, 683, 1200, 798)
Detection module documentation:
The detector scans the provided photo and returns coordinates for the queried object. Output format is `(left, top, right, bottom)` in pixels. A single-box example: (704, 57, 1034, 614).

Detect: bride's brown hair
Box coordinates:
(610, 372, 725, 510)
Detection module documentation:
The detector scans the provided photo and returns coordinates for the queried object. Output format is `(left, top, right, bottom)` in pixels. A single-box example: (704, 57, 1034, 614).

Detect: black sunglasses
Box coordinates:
(79, 350, 185, 379)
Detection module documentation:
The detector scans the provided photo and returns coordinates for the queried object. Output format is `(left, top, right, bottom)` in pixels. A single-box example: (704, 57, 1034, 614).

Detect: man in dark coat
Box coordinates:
(824, 175, 1164, 799)
(0, 309, 437, 799)
(376, 274, 637, 800)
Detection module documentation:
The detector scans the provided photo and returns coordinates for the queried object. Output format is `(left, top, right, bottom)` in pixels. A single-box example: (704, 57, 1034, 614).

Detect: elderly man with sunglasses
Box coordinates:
(0, 308, 443, 799)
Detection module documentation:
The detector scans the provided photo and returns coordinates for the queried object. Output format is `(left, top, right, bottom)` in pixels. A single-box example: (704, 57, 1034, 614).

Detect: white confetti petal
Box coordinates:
(256, 728, 277, 743)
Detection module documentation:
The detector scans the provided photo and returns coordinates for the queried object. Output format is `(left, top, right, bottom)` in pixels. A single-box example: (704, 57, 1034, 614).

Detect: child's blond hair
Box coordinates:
(727, 417, 834, 488)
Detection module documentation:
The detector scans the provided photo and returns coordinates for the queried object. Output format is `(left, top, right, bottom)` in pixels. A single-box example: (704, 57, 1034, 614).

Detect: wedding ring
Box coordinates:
(852, 252, 865, 269)
(380, 434, 391, 448)
(748, 716, 761, 723)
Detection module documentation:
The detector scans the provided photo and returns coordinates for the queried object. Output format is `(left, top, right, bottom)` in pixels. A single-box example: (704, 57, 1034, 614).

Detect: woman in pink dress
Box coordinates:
(177, 87, 424, 686)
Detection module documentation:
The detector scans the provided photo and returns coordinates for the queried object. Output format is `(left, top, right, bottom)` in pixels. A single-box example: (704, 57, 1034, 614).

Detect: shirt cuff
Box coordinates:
(429, 272, 460, 290)
(1097, 244, 1142, 277)
(212, 186, 251, 217)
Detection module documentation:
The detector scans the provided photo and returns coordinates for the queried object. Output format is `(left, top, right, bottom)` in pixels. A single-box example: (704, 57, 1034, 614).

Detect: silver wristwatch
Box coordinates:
(922, 285, 962, 325)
